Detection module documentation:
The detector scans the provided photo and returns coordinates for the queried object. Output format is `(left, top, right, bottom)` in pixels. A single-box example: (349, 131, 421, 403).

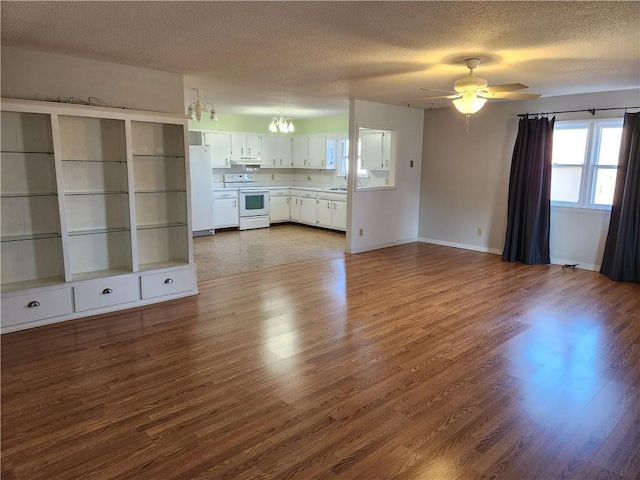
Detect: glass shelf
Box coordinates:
(0, 150, 54, 155)
(134, 189, 186, 194)
(62, 159, 126, 163)
(68, 227, 130, 237)
(1, 192, 58, 198)
(64, 191, 129, 196)
(136, 222, 187, 231)
(1, 232, 61, 243)
(132, 154, 185, 159)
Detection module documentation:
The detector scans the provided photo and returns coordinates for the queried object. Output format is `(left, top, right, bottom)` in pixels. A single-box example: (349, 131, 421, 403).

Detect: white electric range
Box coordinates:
(223, 174, 270, 230)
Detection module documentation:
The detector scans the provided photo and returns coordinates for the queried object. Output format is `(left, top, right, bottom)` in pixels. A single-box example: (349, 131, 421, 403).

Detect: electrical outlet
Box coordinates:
(271, 174, 275, 180)
(359, 228, 364, 237)
(385, 178, 390, 185)
(477, 227, 483, 236)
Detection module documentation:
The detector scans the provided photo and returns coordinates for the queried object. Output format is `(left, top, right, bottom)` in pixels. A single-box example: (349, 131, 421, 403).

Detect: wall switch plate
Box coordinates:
(477, 227, 483, 236)
(410, 160, 414, 167)
(359, 228, 363, 236)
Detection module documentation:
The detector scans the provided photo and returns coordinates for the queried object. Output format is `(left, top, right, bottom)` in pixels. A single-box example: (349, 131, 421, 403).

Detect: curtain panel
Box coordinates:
(600, 112, 640, 282)
(503, 116, 555, 264)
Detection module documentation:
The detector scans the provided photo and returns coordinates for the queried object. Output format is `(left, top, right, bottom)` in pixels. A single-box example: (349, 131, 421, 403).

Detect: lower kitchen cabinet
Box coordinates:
(299, 193, 317, 226)
(270, 195, 290, 223)
(317, 193, 347, 231)
(213, 190, 239, 228)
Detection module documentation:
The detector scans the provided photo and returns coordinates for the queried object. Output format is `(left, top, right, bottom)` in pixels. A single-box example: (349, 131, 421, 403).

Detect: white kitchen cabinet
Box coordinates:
(325, 137, 340, 170)
(203, 131, 231, 168)
(269, 189, 290, 222)
(262, 135, 293, 168)
(230, 133, 261, 157)
(289, 190, 300, 222)
(307, 134, 327, 168)
(0, 98, 197, 333)
(299, 192, 318, 225)
(317, 192, 347, 231)
(213, 190, 239, 228)
(292, 136, 309, 168)
(360, 130, 391, 170)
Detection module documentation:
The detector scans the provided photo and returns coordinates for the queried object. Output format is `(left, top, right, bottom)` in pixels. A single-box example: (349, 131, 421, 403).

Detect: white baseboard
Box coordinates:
(347, 237, 418, 254)
(418, 237, 503, 256)
(418, 237, 601, 272)
(550, 258, 600, 272)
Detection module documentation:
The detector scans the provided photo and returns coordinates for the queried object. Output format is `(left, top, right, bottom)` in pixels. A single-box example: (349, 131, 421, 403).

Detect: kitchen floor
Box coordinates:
(193, 223, 346, 282)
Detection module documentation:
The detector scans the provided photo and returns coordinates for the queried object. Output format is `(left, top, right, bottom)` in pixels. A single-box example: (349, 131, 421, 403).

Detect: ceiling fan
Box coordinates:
(411, 58, 540, 116)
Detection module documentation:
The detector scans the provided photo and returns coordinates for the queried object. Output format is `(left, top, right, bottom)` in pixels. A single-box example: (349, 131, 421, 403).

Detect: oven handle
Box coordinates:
(241, 189, 270, 195)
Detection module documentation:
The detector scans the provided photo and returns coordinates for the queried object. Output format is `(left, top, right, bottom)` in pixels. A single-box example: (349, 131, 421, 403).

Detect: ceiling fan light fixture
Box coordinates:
(452, 93, 487, 115)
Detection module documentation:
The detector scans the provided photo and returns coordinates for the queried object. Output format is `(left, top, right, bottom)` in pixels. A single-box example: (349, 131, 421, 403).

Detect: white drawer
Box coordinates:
(1, 287, 73, 327)
(140, 267, 195, 300)
(74, 276, 140, 313)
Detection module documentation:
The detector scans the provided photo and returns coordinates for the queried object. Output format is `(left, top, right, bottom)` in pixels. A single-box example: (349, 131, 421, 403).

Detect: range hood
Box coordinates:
(230, 155, 262, 166)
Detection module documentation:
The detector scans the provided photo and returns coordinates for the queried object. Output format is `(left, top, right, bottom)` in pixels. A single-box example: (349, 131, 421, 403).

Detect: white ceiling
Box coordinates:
(2, 1, 639, 118)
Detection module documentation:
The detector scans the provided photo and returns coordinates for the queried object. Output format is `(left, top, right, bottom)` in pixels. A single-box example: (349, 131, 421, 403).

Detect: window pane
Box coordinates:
(597, 127, 622, 165)
(593, 168, 617, 205)
(552, 128, 588, 165)
(551, 166, 582, 202)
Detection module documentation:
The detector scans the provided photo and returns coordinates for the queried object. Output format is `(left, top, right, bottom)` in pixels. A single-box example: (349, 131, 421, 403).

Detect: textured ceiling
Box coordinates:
(2, 1, 639, 118)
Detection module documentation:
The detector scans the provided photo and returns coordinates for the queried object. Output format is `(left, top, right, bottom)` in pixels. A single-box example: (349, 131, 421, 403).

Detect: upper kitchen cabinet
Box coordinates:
(307, 134, 327, 168)
(230, 133, 261, 158)
(203, 131, 231, 168)
(359, 129, 392, 171)
(262, 135, 293, 168)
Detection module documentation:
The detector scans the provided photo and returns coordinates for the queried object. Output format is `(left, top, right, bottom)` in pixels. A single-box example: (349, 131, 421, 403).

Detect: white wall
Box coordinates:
(1, 47, 184, 113)
(419, 88, 640, 269)
(347, 100, 424, 253)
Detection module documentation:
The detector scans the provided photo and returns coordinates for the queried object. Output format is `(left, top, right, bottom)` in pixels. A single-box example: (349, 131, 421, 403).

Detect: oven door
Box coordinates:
(239, 189, 270, 217)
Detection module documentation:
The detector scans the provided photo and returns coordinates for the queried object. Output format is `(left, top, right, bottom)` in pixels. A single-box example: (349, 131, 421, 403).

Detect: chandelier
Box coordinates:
(186, 88, 217, 122)
(268, 114, 295, 133)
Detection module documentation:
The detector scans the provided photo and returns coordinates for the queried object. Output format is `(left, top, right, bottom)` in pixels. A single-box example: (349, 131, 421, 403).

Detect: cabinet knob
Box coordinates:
(164, 278, 174, 284)
(102, 288, 113, 294)
(27, 300, 40, 308)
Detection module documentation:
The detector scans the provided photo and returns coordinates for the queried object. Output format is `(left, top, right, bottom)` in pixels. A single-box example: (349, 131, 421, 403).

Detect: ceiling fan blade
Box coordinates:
(482, 83, 529, 93)
(406, 94, 460, 102)
(420, 87, 457, 94)
(481, 92, 541, 99)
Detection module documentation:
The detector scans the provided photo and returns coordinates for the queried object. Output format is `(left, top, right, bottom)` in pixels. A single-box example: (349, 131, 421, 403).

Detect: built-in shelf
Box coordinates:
(1, 192, 57, 198)
(0, 151, 54, 155)
(1, 232, 61, 243)
(132, 154, 185, 159)
(62, 159, 126, 163)
(135, 189, 186, 194)
(68, 227, 130, 237)
(137, 260, 190, 272)
(64, 191, 129, 196)
(1, 276, 66, 294)
(136, 222, 187, 231)
(71, 267, 133, 282)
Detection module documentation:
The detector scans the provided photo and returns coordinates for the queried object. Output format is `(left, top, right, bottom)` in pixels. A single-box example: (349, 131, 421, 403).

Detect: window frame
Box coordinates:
(551, 118, 623, 211)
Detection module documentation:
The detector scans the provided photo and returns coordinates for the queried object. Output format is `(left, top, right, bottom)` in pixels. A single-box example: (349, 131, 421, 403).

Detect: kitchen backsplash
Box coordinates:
(212, 166, 347, 188)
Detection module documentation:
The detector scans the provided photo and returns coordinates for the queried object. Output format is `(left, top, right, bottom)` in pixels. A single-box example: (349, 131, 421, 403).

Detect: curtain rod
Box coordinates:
(517, 106, 640, 118)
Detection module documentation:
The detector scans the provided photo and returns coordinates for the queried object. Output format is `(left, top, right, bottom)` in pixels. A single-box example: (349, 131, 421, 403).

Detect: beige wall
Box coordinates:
(1, 47, 184, 114)
(419, 88, 640, 269)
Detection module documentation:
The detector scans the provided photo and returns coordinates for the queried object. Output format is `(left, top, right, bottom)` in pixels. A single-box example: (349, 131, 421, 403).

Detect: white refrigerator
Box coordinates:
(189, 145, 215, 235)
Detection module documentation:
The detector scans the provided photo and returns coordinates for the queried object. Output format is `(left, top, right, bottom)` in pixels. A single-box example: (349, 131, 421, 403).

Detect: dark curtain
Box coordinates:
(503, 116, 555, 264)
(600, 112, 640, 282)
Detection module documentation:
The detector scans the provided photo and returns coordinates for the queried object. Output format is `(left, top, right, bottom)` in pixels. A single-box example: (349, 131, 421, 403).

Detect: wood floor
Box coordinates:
(2, 243, 639, 479)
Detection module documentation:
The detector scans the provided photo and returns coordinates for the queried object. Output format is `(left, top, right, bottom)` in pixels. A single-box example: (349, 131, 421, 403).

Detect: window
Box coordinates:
(551, 119, 623, 209)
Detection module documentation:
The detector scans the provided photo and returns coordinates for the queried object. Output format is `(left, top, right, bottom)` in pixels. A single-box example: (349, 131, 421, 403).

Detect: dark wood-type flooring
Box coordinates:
(2, 243, 639, 479)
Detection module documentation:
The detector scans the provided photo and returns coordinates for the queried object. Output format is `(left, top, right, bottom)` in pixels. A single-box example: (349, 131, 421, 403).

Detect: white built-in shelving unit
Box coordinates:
(0, 98, 197, 332)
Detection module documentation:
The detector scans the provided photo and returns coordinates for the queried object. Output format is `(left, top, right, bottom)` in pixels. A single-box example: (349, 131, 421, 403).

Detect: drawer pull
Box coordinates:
(27, 300, 40, 308)
(164, 278, 174, 284)
(102, 288, 113, 294)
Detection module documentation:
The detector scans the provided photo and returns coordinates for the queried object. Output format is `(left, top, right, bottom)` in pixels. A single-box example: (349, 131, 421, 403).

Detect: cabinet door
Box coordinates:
(261, 135, 278, 168)
(292, 136, 308, 167)
(270, 196, 290, 222)
(246, 134, 262, 157)
(204, 132, 231, 168)
(317, 199, 332, 227)
(332, 201, 347, 231)
(188, 146, 215, 232)
(289, 196, 300, 222)
(307, 134, 327, 168)
(325, 138, 338, 170)
(277, 136, 293, 167)
(213, 198, 239, 228)
(230, 133, 246, 156)
(382, 132, 392, 170)
(299, 197, 317, 225)
(360, 131, 383, 170)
